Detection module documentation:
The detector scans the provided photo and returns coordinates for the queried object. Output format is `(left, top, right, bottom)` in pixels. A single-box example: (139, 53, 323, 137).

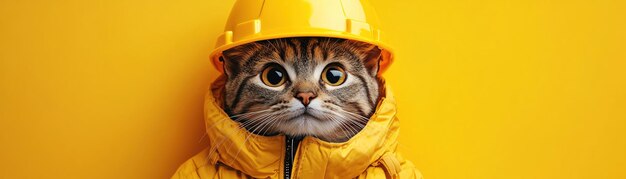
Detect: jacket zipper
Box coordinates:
(284, 136, 302, 179)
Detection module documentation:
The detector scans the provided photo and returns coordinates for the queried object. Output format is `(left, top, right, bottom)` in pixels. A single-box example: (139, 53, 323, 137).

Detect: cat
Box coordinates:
(213, 37, 386, 142)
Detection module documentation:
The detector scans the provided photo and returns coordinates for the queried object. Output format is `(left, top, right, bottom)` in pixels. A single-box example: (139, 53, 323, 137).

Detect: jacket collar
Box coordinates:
(203, 84, 400, 178)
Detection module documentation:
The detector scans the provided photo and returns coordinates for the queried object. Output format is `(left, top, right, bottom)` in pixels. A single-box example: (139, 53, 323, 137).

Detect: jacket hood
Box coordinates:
(202, 82, 402, 178)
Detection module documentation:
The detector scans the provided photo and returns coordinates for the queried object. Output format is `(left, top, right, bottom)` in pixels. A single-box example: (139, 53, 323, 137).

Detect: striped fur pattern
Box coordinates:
(218, 37, 384, 142)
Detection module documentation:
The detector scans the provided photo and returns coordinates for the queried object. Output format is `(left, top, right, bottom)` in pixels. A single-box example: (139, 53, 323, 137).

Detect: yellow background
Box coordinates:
(1, 0, 624, 178)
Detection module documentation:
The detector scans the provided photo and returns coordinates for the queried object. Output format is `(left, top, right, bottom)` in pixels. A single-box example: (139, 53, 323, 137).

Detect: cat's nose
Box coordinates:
(295, 92, 317, 106)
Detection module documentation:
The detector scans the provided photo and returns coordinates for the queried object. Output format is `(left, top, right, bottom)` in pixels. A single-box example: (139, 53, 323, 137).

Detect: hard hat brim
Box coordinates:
(210, 31, 394, 74)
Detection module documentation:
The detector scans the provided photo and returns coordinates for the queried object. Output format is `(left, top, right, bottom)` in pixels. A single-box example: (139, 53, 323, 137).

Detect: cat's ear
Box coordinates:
(363, 46, 382, 77)
(221, 54, 240, 79)
(221, 43, 263, 79)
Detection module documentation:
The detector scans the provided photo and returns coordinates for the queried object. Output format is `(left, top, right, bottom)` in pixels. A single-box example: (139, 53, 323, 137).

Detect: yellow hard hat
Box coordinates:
(210, 0, 393, 74)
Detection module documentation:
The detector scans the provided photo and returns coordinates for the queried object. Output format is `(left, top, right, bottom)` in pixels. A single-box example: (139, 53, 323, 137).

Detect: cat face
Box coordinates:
(220, 37, 382, 142)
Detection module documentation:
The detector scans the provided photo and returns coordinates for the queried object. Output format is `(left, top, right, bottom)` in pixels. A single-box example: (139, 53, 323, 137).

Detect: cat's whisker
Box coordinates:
(323, 113, 356, 140)
(236, 111, 276, 129)
(339, 111, 411, 151)
(198, 116, 239, 144)
(325, 110, 361, 136)
(317, 107, 403, 144)
(313, 108, 362, 141)
(205, 134, 229, 163)
(229, 113, 280, 166)
(204, 109, 275, 164)
(260, 114, 282, 136)
(336, 109, 374, 127)
(341, 112, 391, 134)
(342, 119, 362, 138)
(230, 109, 274, 121)
(201, 108, 274, 144)
(197, 131, 207, 144)
(326, 114, 354, 141)
(243, 115, 286, 160)
(237, 112, 275, 134)
(338, 109, 371, 121)
(329, 113, 397, 149)
(344, 114, 398, 135)
(331, 108, 409, 150)
(203, 116, 253, 162)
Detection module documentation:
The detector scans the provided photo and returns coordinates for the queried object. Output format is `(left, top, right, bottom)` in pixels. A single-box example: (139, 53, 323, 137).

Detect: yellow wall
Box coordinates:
(1, 0, 624, 178)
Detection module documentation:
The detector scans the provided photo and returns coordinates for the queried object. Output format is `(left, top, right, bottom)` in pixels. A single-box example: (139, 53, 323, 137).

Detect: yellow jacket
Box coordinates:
(172, 85, 422, 179)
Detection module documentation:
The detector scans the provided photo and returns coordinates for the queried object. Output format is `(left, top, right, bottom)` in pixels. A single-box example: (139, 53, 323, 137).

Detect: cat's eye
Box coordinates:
(322, 64, 347, 86)
(261, 64, 287, 87)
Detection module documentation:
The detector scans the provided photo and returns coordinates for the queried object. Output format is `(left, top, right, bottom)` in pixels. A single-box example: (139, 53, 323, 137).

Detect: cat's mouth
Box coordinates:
(295, 113, 319, 121)
(288, 107, 327, 122)
(277, 105, 342, 137)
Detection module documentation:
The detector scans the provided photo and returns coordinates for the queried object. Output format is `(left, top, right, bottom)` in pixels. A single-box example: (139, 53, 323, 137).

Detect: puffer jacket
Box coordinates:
(172, 82, 422, 179)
